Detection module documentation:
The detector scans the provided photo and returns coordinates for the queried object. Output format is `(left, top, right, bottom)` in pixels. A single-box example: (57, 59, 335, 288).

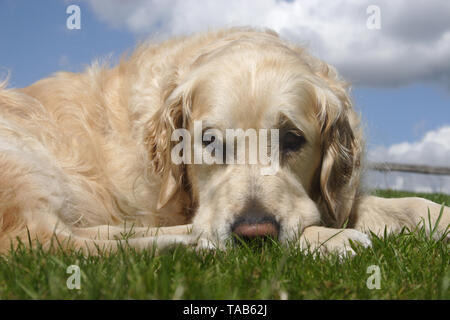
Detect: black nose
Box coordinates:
(231, 200, 280, 242)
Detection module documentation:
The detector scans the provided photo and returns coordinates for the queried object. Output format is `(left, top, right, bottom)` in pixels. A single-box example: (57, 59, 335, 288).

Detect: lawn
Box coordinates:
(0, 190, 448, 300)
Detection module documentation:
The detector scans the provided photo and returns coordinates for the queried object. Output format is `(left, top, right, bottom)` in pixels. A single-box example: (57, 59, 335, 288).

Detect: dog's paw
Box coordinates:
(150, 235, 221, 254)
(194, 238, 218, 252)
(151, 234, 197, 250)
(298, 226, 372, 258)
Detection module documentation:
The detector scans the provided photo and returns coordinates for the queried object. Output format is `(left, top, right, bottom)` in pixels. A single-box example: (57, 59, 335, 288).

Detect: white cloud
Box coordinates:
(369, 126, 450, 166)
(367, 126, 450, 193)
(86, 0, 450, 89)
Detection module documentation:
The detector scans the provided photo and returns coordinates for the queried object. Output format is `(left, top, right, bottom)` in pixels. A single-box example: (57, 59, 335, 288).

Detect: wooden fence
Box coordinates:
(368, 162, 450, 176)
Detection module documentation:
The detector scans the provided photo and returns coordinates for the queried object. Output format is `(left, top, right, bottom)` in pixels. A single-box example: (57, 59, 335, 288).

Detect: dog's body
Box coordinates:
(0, 28, 448, 255)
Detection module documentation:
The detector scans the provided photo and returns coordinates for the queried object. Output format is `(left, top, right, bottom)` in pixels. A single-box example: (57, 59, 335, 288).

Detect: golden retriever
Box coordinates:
(0, 27, 448, 256)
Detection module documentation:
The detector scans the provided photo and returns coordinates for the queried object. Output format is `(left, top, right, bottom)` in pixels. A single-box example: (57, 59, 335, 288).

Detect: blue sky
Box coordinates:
(0, 0, 449, 156)
(0, 1, 136, 87)
(354, 84, 450, 147)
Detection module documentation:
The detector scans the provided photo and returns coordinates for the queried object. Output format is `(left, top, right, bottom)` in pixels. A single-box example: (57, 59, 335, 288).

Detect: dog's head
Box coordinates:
(146, 29, 363, 244)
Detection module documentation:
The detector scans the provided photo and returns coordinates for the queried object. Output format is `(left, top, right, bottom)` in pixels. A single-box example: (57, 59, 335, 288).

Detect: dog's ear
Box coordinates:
(145, 82, 193, 211)
(310, 64, 363, 227)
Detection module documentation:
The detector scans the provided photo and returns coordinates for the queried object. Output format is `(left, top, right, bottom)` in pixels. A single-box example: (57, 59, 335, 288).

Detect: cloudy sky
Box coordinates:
(0, 0, 449, 193)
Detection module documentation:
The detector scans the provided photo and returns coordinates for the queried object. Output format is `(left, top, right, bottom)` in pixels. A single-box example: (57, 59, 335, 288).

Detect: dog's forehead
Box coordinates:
(191, 63, 318, 134)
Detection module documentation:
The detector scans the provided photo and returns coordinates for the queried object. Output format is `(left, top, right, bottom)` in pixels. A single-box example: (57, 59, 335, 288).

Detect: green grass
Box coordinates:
(0, 190, 449, 300)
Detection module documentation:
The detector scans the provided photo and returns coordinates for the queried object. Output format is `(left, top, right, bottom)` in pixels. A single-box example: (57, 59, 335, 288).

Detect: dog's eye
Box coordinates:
(202, 133, 216, 147)
(282, 131, 306, 153)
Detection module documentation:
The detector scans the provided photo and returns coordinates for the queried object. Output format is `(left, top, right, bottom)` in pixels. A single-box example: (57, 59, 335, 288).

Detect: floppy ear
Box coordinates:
(145, 82, 193, 211)
(311, 65, 363, 227)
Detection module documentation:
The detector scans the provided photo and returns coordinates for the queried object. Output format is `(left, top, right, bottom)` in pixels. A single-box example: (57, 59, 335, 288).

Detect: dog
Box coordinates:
(0, 27, 448, 256)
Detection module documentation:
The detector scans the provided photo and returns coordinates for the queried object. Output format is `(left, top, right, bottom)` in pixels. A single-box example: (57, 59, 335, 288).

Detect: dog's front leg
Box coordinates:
(73, 224, 193, 240)
(354, 196, 450, 239)
(72, 224, 219, 253)
(63, 233, 200, 255)
(298, 226, 372, 257)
